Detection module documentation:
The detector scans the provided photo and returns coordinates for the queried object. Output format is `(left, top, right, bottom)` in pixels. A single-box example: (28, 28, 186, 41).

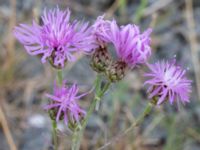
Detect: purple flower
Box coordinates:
(92, 16, 152, 69)
(44, 81, 87, 126)
(92, 15, 112, 47)
(14, 7, 96, 68)
(109, 20, 152, 67)
(144, 60, 192, 105)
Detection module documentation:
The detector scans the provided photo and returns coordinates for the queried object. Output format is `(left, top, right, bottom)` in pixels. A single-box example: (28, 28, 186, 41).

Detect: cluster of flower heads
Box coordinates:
(91, 16, 192, 104)
(14, 8, 152, 70)
(90, 16, 152, 81)
(14, 7, 192, 126)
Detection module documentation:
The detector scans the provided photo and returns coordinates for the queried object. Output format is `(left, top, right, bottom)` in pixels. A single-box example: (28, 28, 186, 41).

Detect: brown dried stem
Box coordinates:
(185, 0, 200, 100)
(0, 104, 17, 150)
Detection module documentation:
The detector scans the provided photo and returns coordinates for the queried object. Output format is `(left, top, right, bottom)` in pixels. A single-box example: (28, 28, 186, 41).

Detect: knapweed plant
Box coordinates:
(14, 7, 192, 150)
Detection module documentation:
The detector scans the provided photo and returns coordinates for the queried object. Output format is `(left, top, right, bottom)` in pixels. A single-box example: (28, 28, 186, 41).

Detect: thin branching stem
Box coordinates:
(51, 119, 58, 150)
(98, 102, 154, 150)
(71, 75, 111, 150)
(50, 70, 63, 150)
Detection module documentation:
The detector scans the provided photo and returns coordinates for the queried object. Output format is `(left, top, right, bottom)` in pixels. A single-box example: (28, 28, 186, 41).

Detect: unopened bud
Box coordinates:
(90, 47, 112, 73)
(106, 61, 127, 82)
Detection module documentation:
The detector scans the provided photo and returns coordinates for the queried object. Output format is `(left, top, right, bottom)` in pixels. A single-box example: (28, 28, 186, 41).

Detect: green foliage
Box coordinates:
(134, 0, 148, 23)
(163, 116, 184, 150)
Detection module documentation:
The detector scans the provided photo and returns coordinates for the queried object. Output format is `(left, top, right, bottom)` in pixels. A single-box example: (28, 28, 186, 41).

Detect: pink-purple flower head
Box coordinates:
(92, 15, 112, 47)
(14, 7, 96, 68)
(44, 81, 87, 126)
(144, 60, 192, 106)
(109, 20, 152, 68)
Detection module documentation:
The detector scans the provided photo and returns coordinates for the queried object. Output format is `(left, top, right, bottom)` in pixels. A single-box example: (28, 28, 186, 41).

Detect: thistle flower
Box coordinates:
(92, 15, 112, 47)
(104, 21, 152, 82)
(144, 60, 192, 105)
(109, 20, 152, 67)
(90, 16, 113, 73)
(14, 7, 96, 68)
(44, 81, 87, 126)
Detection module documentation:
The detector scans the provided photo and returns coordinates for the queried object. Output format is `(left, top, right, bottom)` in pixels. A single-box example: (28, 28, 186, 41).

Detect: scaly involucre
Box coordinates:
(44, 81, 87, 126)
(144, 60, 192, 105)
(14, 7, 96, 68)
(109, 20, 152, 67)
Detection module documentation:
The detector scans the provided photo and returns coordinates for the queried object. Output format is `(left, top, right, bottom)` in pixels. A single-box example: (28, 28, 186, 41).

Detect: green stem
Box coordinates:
(135, 102, 153, 126)
(71, 76, 111, 150)
(51, 119, 58, 150)
(57, 69, 63, 85)
(124, 102, 153, 135)
(97, 102, 154, 149)
(50, 70, 63, 149)
(95, 82, 111, 111)
(134, 0, 148, 23)
(119, 102, 153, 136)
(71, 131, 79, 150)
(82, 81, 111, 131)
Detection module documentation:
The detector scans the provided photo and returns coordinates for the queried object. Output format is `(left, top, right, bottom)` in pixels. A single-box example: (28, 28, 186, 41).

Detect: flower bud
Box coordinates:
(90, 47, 112, 73)
(106, 61, 127, 82)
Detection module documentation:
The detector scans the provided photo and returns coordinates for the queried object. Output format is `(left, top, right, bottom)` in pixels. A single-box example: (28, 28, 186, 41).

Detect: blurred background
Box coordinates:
(0, 0, 200, 150)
